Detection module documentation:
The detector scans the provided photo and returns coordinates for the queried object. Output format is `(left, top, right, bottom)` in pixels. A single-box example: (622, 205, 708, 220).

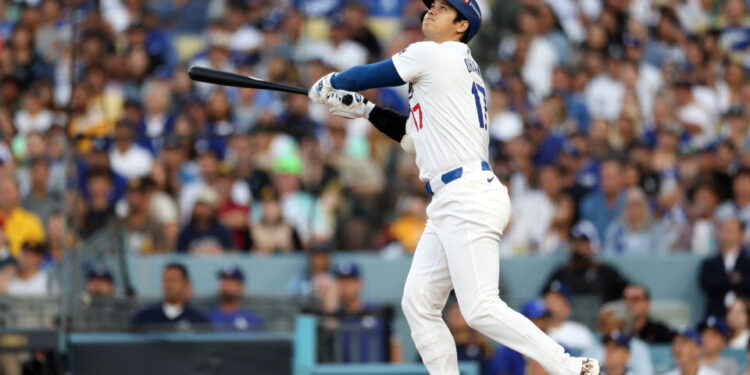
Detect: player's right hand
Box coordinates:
(326, 89, 375, 119)
(308, 73, 335, 104)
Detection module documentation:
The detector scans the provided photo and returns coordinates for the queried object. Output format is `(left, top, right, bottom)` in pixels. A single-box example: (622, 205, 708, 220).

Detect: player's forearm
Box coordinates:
(368, 105, 407, 142)
(330, 59, 405, 91)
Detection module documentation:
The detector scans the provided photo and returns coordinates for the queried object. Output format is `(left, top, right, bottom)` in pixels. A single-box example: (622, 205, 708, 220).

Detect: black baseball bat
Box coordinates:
(188, 66, 353, 105)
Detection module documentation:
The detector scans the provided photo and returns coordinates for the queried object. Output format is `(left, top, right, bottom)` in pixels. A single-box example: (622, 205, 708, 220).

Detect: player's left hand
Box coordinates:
(326, 89, 375, 119)
(308, 73, 335, 104)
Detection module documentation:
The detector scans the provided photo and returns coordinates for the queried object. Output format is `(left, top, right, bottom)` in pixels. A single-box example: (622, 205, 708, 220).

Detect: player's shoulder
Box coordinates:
(399, 41, 442, 56)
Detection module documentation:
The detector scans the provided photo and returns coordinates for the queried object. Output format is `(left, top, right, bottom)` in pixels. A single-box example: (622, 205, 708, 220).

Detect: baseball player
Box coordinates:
(308, 1, 599, 374)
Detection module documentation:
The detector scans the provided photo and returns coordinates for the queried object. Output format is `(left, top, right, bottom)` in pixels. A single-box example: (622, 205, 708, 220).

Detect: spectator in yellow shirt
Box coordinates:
(0, 178, 45, 257)
(388, 195, 428, 252)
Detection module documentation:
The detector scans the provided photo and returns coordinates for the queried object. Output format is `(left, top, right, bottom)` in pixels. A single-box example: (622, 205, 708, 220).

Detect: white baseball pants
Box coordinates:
(401, 167, 582, 375)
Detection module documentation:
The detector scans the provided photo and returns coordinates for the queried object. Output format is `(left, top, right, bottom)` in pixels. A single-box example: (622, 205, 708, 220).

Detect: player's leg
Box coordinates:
(401, 226, 458, 374)
(435, 179, 584, 375)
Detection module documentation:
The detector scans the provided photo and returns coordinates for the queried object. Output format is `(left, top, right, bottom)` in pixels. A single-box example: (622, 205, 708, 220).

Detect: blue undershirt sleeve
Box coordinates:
(329, 59, 406, 91)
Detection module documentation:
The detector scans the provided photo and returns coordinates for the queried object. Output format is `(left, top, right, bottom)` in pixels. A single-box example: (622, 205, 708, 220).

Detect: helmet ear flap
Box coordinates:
(420, 10, 428, 23)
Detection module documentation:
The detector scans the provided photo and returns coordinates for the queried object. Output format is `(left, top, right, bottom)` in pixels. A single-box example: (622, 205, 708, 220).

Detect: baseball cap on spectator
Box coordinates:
(701, 142, 717, 154)
(91, 138, 109, 152)
(333, 262, 361, 279)
(218, 264, 245, 282)
(571, 221, 600, 251)
(522, 298, 549, 319)
(603, 330, 631, 349)
(561, 140, 581, 157)
(273, 153, 303, 176)
(676, 328, 702, 346)
(21, 241, 46, 255)
(86, 265, 114, 282)
(262, 11, 285, 31)
(330, 13, 346, 29)
(544, 280, 574, 302)
(195, 186, 219, 208)
(699, 315, 729, 339)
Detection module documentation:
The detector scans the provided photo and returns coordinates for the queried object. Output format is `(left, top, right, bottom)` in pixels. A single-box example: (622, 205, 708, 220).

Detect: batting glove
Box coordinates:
(326, 89, 376, 119)
(308, 73, 335, 104)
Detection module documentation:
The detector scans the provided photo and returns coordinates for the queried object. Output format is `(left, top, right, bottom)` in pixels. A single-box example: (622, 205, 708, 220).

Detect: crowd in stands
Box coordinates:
(7, 0, 750, 373)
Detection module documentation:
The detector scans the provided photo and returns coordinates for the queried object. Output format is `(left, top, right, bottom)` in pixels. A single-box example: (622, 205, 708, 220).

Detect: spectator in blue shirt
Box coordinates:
(581, 158, 627, 239)
(177, 186, 233, 254)
(325, 262, 393, 363)
(206, 264, 264, 331)
(132, 263, 209, 330)
(602, 331, 635, 375)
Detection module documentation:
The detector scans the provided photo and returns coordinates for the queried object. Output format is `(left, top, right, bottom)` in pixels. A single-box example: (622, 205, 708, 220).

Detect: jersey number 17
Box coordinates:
(471, 82, 488, 130)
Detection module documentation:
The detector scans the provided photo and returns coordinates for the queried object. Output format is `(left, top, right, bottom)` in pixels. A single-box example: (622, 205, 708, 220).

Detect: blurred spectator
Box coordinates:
(214, 165, 251, 250)
(585, 302, 654, 375)
(655, 177, 690, 252)
(177, 186, 233, 254)
(727, 298, 750, 349)
(717, 169, 750, 238)
(602, 331, 635, 375)
(343, 4, 381, 59)
(604, 187, 661, 255)
(20, 157, 61, 224)
(623, 284, 674, 344)
(140, 80, 176, 149)
(387, 194, 427, 253)
(0, 242, 55, 296)
(109, 119, 154, 180)
(206, 265, 263, 331)
(132, 263, 209, 330)
(0, 177, 45, 257)
(699, 316, 740, 375)
(580, 159, 626, 239)
(288, 243, 338, 313)
(700, 217, 750, 318)
(121, 178, 167, 253)
(271, 152, 331, 247)
(0, 227, 15, 270)
(664, 329, 721, 375)
(673, 79, 715, 150)
(251, 194, 303, 254)
(543, 281, 597, 351)
(543, 221, 628, 303)
(444, 301, 493, 374)
(313, 15, 367, 71)
(689, 182, 722, 255)
(327, 261, 393, 363)
(84, 266, 115, 297)
(148, 162, 180, 249)
(14, 87, 52, 134)
(486, 298, 551, 375)
(79, 168, 116, 238)
(504, 165, 567, 254)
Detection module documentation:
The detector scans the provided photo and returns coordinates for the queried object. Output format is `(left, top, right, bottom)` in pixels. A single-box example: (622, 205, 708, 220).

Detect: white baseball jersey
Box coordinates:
(391, 41, 489, 181)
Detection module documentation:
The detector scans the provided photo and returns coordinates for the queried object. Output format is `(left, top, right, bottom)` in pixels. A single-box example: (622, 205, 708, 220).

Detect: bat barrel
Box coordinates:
(188, 66, 309, 95)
